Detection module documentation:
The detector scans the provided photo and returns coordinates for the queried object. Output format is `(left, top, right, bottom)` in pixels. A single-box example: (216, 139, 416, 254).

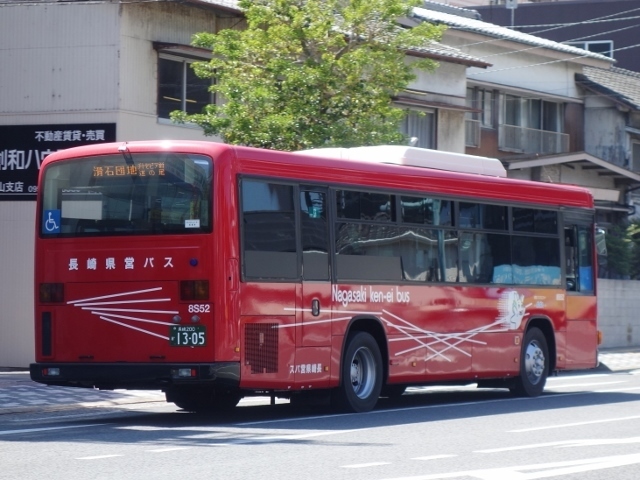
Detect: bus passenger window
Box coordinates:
(512, 236, 561, 285)
(300, 190, 329, 281)
(242, 180, 298, 280)
(578, 227, 594, 292)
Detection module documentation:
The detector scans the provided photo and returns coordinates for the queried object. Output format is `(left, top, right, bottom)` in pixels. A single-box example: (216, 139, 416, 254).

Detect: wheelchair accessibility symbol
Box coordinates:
(43, 210, 61, 234)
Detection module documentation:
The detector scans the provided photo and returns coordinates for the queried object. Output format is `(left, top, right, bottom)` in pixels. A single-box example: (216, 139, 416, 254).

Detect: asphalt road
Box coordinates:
(1, 357, 640, 480)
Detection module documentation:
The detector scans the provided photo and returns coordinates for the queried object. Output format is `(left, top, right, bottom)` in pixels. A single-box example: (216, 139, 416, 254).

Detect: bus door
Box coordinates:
(293, 187, 332, 386)
(563, 215, 598, 368)
(299, 187, 332, 349)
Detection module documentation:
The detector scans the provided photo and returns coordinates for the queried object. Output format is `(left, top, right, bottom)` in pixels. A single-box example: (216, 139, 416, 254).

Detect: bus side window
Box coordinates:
(565, 226, 594, 293)
(577, 227, 594, 293)
(564, 228, 577, 291)
(241, 180, 298, 280)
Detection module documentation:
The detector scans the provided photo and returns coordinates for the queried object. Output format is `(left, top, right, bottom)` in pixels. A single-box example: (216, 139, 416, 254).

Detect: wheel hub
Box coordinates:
(524, 341, 545, 385)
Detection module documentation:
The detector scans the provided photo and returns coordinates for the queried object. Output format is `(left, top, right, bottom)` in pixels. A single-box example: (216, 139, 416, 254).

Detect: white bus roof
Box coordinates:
(295, 145, 507, 178)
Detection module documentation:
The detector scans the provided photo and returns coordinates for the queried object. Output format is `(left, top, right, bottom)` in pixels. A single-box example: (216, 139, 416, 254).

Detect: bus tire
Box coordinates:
(511, 327, 549, 397)
(332, 331, 382, 413)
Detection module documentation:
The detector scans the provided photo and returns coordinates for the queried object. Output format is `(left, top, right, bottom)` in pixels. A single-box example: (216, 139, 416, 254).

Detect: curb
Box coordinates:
(0, 395, 166, 416)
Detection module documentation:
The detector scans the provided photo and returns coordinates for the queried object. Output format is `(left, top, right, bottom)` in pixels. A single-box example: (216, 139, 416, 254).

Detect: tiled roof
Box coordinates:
(189, 0, 241, 11)
(576, 66, 640, 111)
(412, 5, 613, 63)
(414, 41, 489, 67)
(419, 0, 481, 20)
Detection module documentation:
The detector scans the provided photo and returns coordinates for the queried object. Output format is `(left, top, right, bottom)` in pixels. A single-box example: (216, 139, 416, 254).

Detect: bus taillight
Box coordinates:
(180, 280, 209, 301)
(39, 283, 64, 303)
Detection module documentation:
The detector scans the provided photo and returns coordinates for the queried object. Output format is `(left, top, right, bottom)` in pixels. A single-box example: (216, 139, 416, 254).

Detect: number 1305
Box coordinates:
(170, 326, 206, 347)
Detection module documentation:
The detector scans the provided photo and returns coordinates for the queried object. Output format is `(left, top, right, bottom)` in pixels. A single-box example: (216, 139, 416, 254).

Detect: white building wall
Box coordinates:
(0, 2, 120, 116)
(598, 279, 640, 348)
(407, 61, 468, 153)
(117, 2, 224, 141)
(0, 2, 119, 368)
(448, 33, 587, 100)
(0, 202, 36, 368)
(409, 60, 467, 98)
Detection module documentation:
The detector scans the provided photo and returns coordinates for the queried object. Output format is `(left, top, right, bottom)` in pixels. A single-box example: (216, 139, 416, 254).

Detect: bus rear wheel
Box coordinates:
(511, 327, 549, 397)
(332, 331, 382, 413)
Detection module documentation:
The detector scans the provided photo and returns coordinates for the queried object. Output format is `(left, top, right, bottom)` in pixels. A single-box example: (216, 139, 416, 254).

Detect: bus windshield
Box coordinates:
(40, 152, 212, 237)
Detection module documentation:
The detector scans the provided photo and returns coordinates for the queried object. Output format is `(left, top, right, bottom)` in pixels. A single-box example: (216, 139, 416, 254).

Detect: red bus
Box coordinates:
(30, 141, 600, 413)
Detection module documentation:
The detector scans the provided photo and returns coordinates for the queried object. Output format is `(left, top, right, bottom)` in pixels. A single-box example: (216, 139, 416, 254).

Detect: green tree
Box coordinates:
(172, 0, 445, 151)
(604, 224, 632, 278)
(626, 219, 640, 279)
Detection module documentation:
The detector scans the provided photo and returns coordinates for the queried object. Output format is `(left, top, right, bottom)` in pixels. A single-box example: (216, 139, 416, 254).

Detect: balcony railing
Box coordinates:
(499, 124, 569, 155)
(465, 118, 481, 148)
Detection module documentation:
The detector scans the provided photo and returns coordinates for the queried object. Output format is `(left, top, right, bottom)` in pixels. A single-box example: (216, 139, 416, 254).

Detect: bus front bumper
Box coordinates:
(29, 362, 240, 390)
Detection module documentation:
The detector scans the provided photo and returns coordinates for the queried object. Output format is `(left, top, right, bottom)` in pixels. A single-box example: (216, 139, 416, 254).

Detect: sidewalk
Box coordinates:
(0, 370, 164, 414)
(1, 349, 639, 414)
(596, 348, 640, 373)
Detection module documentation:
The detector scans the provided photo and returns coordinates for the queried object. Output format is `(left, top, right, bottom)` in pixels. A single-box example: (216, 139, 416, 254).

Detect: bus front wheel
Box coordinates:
(332, 331, 382, 413)
(511, 327, 549, 397)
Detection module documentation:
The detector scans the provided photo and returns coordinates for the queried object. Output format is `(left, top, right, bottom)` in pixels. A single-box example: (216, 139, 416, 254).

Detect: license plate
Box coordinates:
(170, 325, 206, 347)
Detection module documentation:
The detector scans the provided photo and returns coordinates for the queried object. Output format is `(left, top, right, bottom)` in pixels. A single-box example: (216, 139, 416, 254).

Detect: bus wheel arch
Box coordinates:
(524, 317, 557, 372)
(332, 317, 386, 413)
(511, 317, 555, 397)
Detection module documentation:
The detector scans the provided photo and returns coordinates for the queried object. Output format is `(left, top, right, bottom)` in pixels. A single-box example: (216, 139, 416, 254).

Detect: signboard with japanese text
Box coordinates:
(0, 123, 116, 200)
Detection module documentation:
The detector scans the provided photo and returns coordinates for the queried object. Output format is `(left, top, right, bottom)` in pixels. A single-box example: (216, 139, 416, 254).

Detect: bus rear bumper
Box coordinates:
(29, 362, 240, 391)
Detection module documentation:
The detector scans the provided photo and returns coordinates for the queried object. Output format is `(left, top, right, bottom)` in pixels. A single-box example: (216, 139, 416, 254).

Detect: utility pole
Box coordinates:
(505, 0, 518, 28)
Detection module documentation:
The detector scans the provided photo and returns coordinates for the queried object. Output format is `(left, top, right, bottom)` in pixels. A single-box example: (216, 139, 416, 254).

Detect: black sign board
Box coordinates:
(0, 123, 116, 200)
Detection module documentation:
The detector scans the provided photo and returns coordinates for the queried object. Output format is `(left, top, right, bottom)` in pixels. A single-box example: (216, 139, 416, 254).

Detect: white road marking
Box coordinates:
(548, 373, 610, 381)
(477, 441, 581, 453)
(341, 462, 391, 468)
(0, 423, 106, 436)
(478, 438, 640, 454)
(380, 453, 640, 480)
(11, 412, 120, 422)
(509, 414, 640, 432)
(412, 455, 458, 461)
(253, 429, 359, 441)
(147, 447, 191, 453)
(547, 381, 626, 388)
(76, 455, 123, 460)
(598, 386, 640, 393)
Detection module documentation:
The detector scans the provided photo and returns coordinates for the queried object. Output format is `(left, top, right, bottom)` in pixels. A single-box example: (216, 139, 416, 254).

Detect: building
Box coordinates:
(575, 66, 640, 224)
(473, 0, 640, 72)
(409, 4, 640, 225)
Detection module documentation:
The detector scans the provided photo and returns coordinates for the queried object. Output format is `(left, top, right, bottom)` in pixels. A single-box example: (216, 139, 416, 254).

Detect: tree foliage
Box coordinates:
(604, 224, 632, 279)
(626, 219, 640, 279)
(171, 0, 445, 151)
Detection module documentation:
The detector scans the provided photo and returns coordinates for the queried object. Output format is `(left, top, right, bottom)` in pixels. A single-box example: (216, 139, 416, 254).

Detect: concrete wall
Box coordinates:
(598, 279, 640, 349)
(0, 202, 35, 368)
